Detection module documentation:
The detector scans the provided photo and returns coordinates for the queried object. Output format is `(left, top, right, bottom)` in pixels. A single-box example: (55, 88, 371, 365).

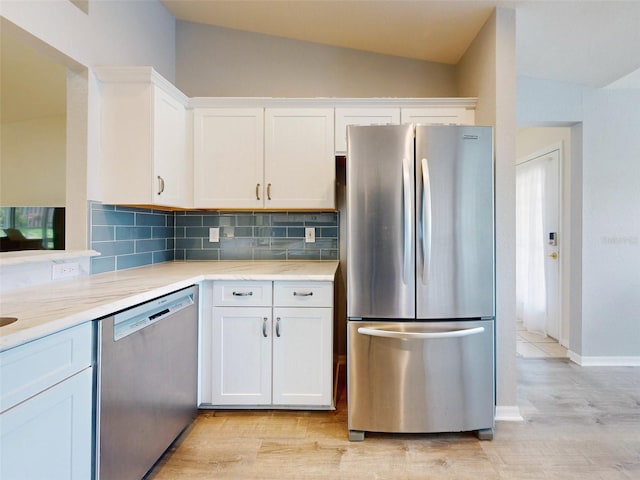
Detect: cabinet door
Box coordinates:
(153, 87, 190, 207)
(401, 107, 475, 126)
(272, 307, 332, 406)
(211, 307, 272, 405)
(194, 108, 264, 209)
(265, 108, 335, 209)
(0, 368, 93, 480)
(335, 107, 400, 153)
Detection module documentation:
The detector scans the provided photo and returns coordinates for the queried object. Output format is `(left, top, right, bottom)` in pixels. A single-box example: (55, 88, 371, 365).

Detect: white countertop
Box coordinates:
(0, 260, 338, 352)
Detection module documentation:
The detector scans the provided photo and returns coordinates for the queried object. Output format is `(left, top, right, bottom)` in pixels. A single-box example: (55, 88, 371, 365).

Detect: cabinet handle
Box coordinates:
(267, 183, 272, 201)
(232, 291, 253, 297)
(256, 183, 261, 201)
(262, 317, 268, 337)
(276, 317, 281, 337)
(293, 291, 313, 297)
(157, 175, 165, 195)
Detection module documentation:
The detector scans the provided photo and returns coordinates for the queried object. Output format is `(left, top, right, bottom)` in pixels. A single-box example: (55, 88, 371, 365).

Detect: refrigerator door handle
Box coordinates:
(357, 326, 485, 340)
(421, 157, 432, 284)
(402, 156, 412, 285)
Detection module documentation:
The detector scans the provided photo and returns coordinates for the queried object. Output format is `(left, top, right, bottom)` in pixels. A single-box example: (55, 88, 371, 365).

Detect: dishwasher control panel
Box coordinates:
(113, 288, 195, 341)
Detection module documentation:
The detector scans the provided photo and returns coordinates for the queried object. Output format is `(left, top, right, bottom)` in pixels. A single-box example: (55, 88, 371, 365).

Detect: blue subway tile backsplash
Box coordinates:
(89, 202, 339, 274)
(90, 202, 175, 274)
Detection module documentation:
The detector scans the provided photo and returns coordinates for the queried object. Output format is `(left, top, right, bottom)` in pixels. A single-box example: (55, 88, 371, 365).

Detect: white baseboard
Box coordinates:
(495, 405, 524, 422)
(568, 350, 640, 366)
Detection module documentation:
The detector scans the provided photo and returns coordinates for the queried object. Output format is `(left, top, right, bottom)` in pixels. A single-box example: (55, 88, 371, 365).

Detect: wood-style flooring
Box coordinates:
(146, 359, 640, 480)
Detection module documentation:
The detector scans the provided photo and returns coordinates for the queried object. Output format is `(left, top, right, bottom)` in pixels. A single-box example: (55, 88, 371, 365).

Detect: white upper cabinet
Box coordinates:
(400, 106, 475, 126)
(194, 108, 264, 209)
(96, 67, 192, 208)
(194, 107, 335, 210)
(264, 108, 335, 210)
(334, 107, 401, 153)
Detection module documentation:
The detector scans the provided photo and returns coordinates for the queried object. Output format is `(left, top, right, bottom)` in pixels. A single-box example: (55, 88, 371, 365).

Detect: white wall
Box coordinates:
(1, 0, 176, 248)
(0, 0, 176, 81)
(176, 22, 457, 98)
(0, 116, 66, 206)
(518, 76, 640, 363)
(457, 7, 519, 415)
(581, 88, 640, 359)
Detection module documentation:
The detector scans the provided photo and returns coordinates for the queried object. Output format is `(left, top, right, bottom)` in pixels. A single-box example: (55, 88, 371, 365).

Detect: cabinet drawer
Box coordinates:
(213, 281, 272, 307)
(273, 281, 333, 307)
(0, 322, 93, 413)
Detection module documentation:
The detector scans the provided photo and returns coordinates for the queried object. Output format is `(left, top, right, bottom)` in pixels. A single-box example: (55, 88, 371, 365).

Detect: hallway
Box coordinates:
(516, 321, 568, 358)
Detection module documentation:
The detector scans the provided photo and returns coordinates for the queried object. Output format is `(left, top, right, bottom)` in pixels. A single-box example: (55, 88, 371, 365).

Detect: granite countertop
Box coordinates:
(0, 260, 339, 352)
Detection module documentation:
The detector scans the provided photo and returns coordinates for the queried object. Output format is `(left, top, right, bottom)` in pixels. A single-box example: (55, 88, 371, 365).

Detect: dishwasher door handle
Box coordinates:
(357, 326, 485, 340)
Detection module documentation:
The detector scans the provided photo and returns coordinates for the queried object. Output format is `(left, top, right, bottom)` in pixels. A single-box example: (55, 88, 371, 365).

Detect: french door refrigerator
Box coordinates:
(346, 124, 495, 441)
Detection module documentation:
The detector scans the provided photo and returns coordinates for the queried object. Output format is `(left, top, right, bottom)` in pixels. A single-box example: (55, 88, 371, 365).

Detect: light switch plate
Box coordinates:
(305, 227, 315, 243)
(209, 227, 220, 243)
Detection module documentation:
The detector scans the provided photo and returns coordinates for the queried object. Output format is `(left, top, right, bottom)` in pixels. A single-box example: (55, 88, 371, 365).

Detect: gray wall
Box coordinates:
(176, 22, 457, 98)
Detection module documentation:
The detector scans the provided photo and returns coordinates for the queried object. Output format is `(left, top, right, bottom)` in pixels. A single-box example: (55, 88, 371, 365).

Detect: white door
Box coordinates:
(211, 307, 272, 405)
(516, 149, 561, 340)
(272, 307, 332, 406)
(0, 368, 93, 480)
(193, 108, 264, 209)
(154, 87, 188, 207)
(264, 108, 335, 209)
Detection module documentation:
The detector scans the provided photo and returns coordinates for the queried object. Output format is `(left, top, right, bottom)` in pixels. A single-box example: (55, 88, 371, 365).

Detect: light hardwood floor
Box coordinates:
(147, 359, 640, 480)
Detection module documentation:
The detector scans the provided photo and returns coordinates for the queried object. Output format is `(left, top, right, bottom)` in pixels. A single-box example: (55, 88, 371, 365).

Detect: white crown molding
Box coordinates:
(93, 66, 189, 105)
(188, 96, 477, 109)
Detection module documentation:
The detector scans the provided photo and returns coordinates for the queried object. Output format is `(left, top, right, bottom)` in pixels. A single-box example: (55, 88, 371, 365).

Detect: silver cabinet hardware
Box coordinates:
(267, 183, 272, 200)
(262, 317, 268, 337)
(232, 291, 253, 296)
(157, 175, 165, 195)
(256, 183, 261, 200)
(276, 317, 281, 337)
(293, 291, 313, 297)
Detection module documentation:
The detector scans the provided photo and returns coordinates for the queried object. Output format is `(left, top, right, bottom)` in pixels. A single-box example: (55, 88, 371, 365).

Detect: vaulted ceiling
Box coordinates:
(161, 0, 640, 88)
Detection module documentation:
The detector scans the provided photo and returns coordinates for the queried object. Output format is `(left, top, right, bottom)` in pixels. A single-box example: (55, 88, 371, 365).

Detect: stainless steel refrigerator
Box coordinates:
(346, 124, 495, 441)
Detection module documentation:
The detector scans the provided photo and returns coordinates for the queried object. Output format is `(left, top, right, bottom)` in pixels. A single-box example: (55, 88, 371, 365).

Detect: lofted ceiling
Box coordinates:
(161, 0, 640, 89)
(2, 1, 639, 125)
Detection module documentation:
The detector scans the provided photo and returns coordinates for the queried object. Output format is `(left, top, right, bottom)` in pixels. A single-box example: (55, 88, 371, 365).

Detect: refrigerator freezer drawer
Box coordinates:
(347, 319, 494, 438)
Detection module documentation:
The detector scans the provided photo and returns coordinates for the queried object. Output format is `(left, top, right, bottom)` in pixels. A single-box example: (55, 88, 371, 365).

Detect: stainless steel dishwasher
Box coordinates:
(96, 286, 198, 480)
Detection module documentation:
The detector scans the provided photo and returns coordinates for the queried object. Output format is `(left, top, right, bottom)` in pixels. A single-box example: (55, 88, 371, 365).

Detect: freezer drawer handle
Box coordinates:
(357, 326, 485, 340)
(232, 291, 254, 297)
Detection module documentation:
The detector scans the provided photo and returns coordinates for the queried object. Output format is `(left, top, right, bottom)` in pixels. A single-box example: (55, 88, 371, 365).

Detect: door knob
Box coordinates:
(548, 252, 558, 259)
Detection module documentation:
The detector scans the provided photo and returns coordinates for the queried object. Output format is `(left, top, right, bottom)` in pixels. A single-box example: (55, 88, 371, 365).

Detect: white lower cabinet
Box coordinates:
(211, 306, 272, 405)
(271, 307, 332, 406)
(202, 280, 334, 409)
(0, 323, 93, 480)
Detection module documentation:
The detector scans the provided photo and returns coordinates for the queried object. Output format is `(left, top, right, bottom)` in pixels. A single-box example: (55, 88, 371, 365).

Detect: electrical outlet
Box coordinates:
(209, 227, 220, 243)
(52, 262, 80, 280)
(305, 227, 316, 243)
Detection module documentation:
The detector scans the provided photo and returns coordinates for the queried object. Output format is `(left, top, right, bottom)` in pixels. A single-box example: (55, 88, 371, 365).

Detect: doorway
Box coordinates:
(515, 144, 567, 358)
